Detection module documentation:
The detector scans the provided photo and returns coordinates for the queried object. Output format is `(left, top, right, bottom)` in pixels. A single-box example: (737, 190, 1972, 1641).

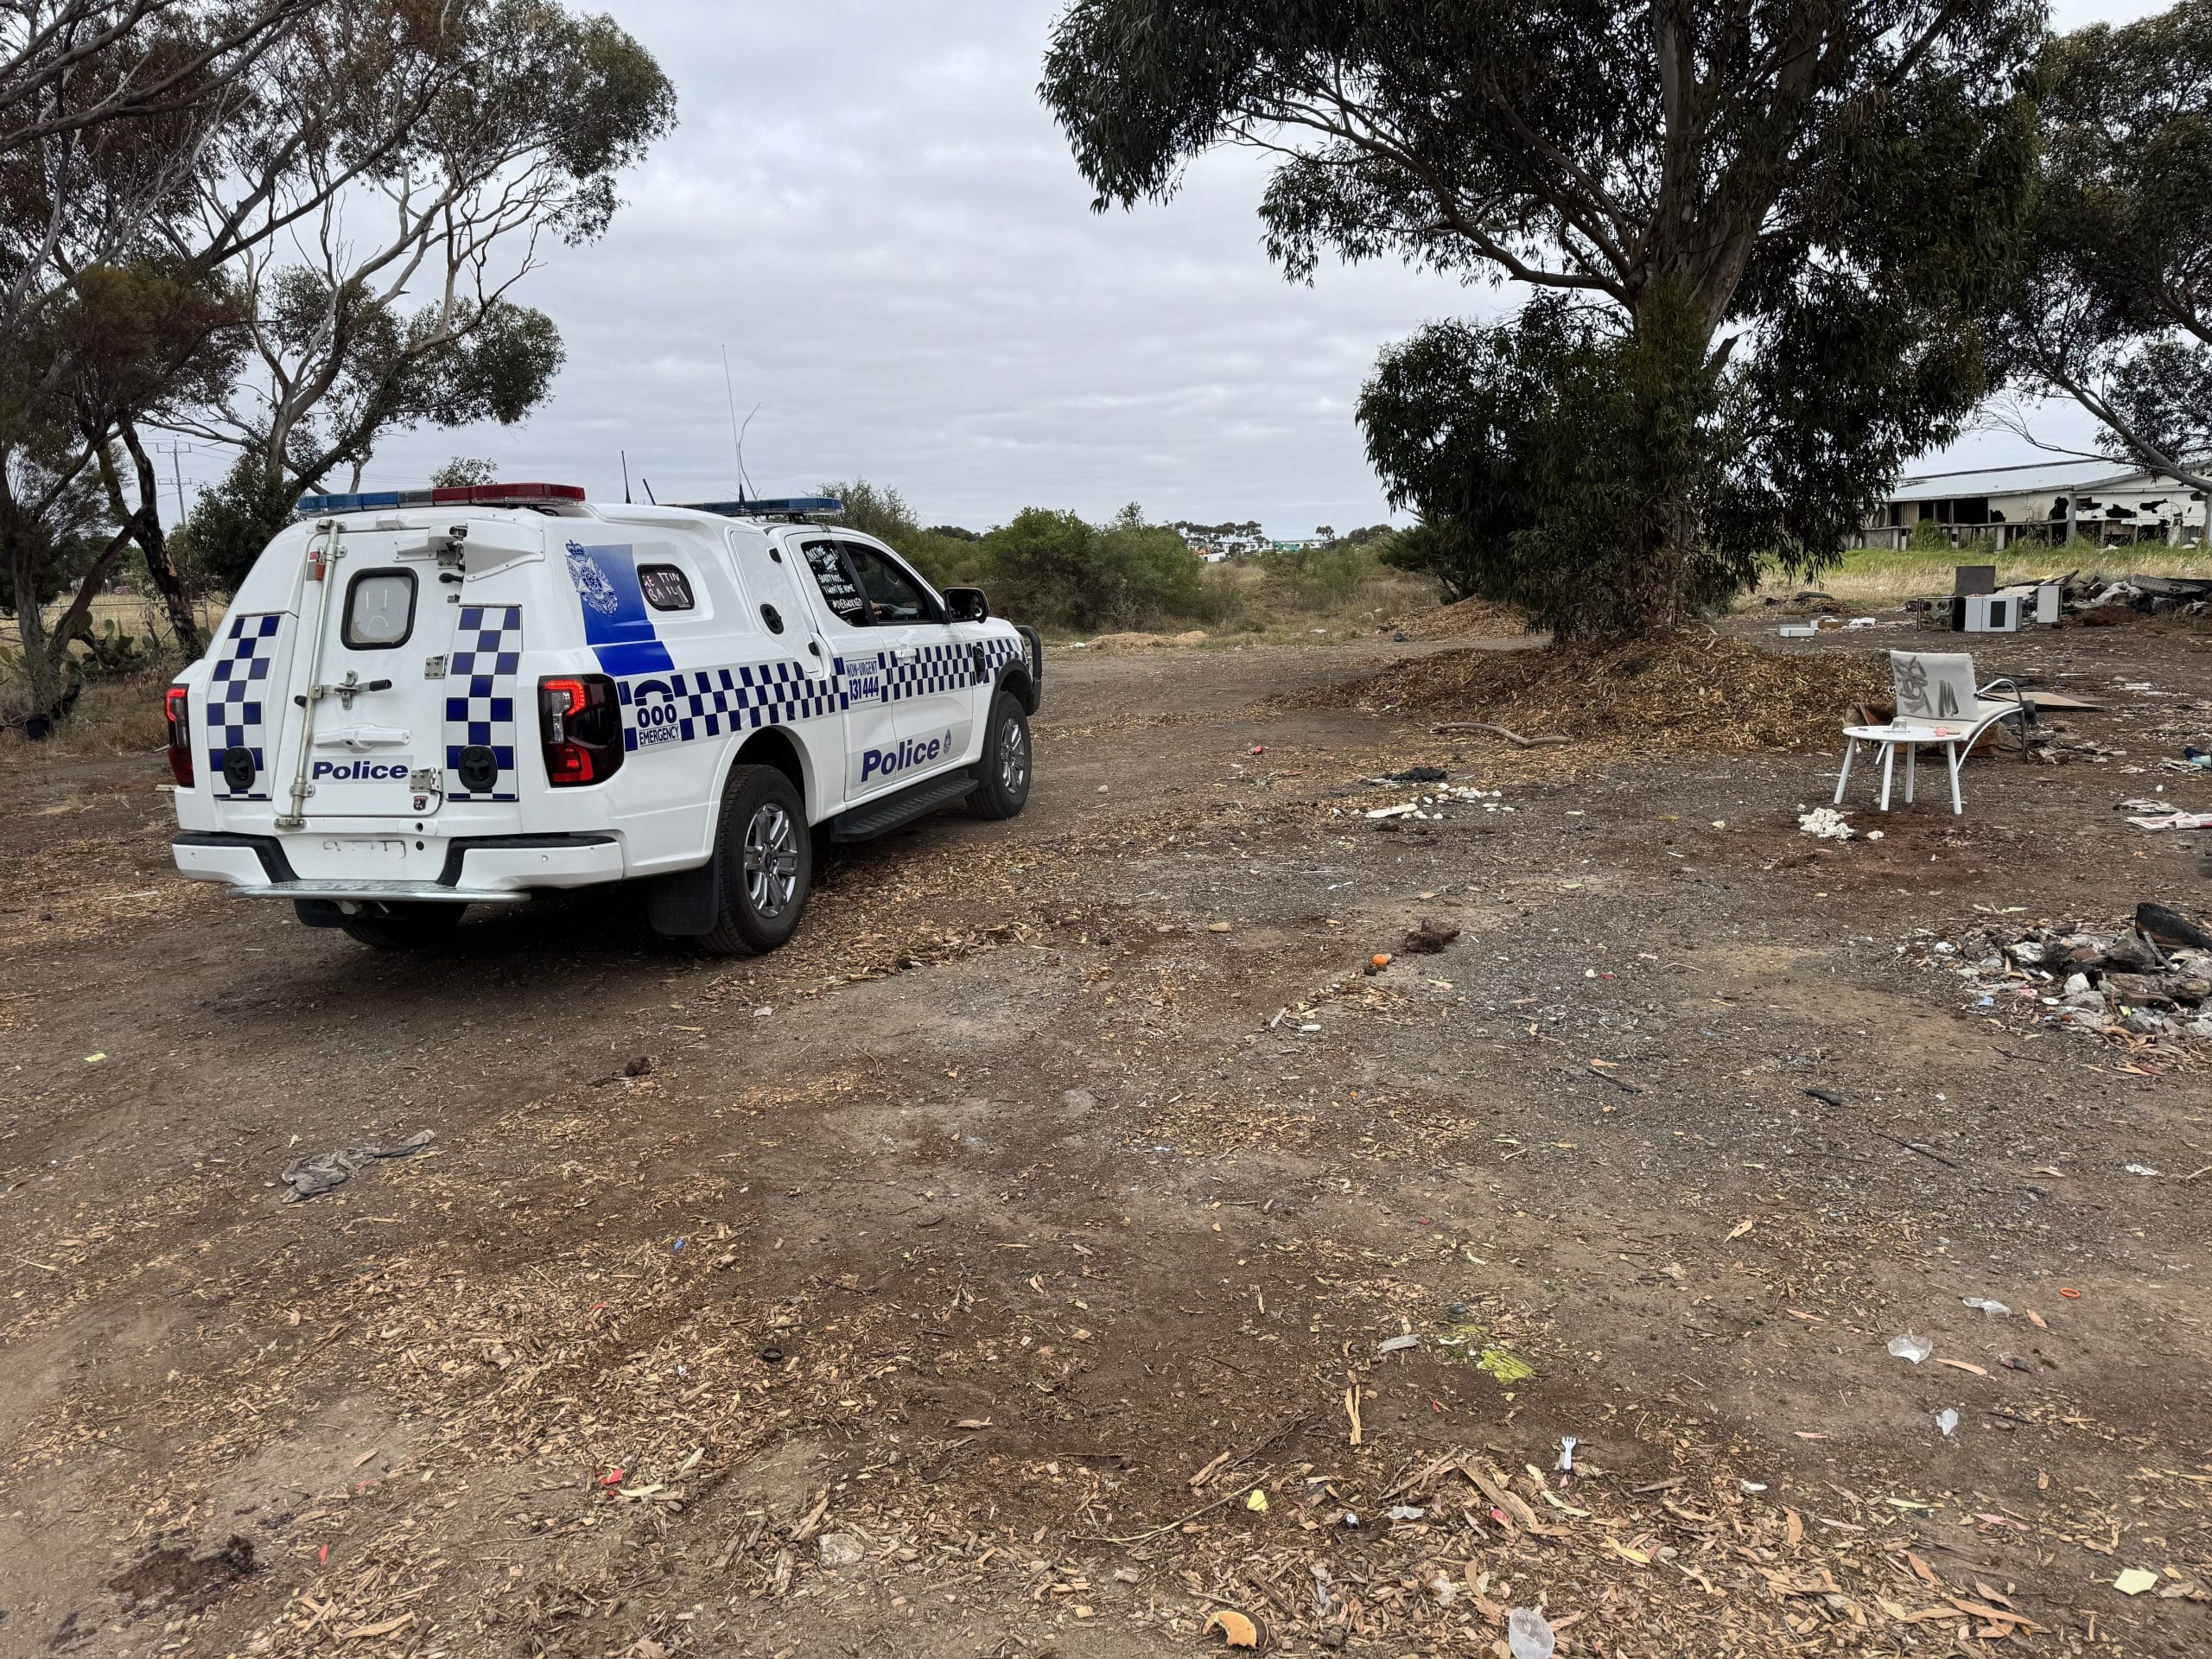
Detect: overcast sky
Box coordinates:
(323, 0, 2171, 535)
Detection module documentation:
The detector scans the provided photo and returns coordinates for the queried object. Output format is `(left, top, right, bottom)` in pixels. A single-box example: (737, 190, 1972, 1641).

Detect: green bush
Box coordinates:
(171, 456, 296, 594)
(976, 505, 1203, 632)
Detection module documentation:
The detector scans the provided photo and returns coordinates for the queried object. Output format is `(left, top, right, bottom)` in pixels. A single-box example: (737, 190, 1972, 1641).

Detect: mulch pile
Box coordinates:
(1307, 631, 1888, 753)
(1386, 595, 1534, 638)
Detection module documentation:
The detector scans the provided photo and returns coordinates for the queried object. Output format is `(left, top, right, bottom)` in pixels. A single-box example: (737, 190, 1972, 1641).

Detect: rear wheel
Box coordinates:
(699, 764, 811, 957)
(968, 692, 1032, 820)
(338, 901, 468, 950)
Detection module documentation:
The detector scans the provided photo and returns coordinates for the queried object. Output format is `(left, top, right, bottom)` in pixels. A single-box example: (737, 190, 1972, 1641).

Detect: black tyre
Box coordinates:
(338, 901, 468, 950)
(968, 692, 1032, 820)
(699, 763, 812, 957)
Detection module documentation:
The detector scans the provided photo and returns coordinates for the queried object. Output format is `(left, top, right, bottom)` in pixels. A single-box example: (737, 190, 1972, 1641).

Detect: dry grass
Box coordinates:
(1795, 543, 2212, 604)
(1386, 594, 1535, 639)
(0, 668, 174, 760)
(1300, 631, 1888, 753)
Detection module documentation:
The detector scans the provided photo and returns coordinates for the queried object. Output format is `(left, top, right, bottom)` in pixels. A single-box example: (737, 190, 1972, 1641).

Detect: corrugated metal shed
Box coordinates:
(1884, 458, 2149, 504)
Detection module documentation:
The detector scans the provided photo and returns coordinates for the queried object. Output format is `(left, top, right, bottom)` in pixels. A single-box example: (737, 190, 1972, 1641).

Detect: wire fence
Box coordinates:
(0, 593, 228, 685)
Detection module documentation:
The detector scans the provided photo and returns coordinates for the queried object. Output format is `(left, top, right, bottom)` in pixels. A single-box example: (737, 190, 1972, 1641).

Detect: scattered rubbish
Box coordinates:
(1888, 1334, 1933, 1363)
(2114, 1568, 2159, 1596)
(1378, 1333, 1420, 1354)
(1961, 1298, 2011, 1317)
(1203, 1609, 1261, 1649)
(1936, 1408, 1960, 1437)
(2126, 1164, 2161, 1177)
(83, 1052, 105, 1064)
(2139, 901, 2212, 950)
(2059, 1287, 2082, 1299)
(1902, 913, 2212, 1045)
(279, 1130, 434, 1202)
(1804, 1086, 1844, 1108)
(816, 1533, 865, 1569)
(1387, 1504, 1427, 1522)
(1207, 921, 1232, 932)
(2128, 810, 2212, 830)
(1368, 952, 1394, 972)
(1244, 1489, 1268, 1513)
(1365, 802, 1424, 820)
(1796, 806, 1855, 840)
(1476, 1345, 1535, 1386)
(1508, 1606, 1556, 1659)
(1558, 1436, 1577, 1471)
(1388, 766, 1447, 783)
(1309, 1563, 1332, 1609)
(1339, 1510, 1360, 1528)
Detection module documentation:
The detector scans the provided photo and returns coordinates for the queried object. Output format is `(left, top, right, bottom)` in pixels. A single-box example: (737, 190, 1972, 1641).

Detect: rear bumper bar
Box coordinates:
(235, 878, 527, 905)
(172, 830, 624, 899)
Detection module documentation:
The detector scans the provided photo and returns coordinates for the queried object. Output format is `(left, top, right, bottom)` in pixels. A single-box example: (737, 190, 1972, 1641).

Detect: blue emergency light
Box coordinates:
(683, 497, 844, 519)
(295, 482, 588, 516)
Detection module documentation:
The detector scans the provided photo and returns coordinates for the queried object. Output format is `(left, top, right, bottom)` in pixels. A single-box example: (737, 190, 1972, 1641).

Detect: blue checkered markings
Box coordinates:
(620, 660, 837, 750)
(616, 632, 1028, 753)
(443, 605, 522, 800)
(207, 613, 283, 799)
(977, 635, 1025, 685)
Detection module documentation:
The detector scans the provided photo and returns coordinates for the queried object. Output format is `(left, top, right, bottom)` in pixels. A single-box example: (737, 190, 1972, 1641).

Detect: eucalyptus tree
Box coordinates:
(1043, 0, 2041, 639)
(2005, 1, 2212, 510)
(163, 0, 674, 560)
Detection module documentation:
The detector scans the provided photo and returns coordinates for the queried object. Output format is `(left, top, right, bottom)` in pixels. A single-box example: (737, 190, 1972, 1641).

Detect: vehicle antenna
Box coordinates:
(641, 477, 658, 505)
(721, 345, 758, 500)
(621, 449, 632, 505)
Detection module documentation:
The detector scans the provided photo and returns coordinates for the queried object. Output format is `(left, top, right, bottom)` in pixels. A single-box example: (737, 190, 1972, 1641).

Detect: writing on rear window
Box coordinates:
(802, 543, 868, 623)
(639, 564, 694, 611)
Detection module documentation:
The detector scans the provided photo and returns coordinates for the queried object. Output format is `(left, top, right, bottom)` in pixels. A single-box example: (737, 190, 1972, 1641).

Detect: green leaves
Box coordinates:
(1046, 0, 2044, 639)
(2016, 1, 2212, 489)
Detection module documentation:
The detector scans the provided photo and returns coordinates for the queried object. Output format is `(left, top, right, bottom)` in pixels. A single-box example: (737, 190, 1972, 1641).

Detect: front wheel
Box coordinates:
(968, 693, 1032, 820)
(698, 764, 812, 957)
(338, 901, 468, 950)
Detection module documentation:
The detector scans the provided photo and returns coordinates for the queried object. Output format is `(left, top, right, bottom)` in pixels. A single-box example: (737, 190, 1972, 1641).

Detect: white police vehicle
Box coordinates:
(164, 484, 1040, 953)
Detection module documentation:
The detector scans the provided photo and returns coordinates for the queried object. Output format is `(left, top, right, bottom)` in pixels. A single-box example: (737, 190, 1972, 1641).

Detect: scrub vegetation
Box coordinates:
(819, 478, 1433, 640)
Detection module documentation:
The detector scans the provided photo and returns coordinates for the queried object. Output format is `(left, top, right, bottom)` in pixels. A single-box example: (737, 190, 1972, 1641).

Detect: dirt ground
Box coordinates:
(2, 615, 2209, 1659)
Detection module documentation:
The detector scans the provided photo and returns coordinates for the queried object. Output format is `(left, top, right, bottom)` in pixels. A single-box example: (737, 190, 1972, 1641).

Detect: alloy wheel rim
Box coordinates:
(744, 802, 799, 918)
(1000, 719, 1028, 795)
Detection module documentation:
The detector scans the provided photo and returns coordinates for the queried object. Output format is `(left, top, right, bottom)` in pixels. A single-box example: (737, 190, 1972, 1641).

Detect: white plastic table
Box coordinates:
(1835, 721, 1969, 814)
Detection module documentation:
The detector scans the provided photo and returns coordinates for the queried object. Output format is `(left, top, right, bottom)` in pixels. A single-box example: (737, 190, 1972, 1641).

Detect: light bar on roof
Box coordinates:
(295, 482, 588, 515)
(681, 497, 844, 520)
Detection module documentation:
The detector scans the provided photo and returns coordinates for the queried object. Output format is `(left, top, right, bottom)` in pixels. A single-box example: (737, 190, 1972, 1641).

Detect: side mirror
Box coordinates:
(944, 587, 989, 622)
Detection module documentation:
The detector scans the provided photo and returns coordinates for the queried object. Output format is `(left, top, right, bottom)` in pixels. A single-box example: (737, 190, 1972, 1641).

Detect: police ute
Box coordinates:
(163, 483, 1040, 953)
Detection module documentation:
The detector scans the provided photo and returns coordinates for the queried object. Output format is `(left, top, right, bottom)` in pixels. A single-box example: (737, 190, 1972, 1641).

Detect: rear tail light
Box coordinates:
(538, 674, 624, 786)
(163, 686, 194, 786)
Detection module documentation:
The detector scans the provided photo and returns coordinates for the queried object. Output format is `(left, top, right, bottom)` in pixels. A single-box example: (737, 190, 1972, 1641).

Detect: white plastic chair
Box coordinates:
(1833, 652, 2031, 813)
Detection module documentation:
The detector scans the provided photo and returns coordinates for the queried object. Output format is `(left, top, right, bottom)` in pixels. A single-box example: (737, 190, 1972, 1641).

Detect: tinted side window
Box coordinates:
(842, 543, 935, 623)
(800, 540, 870, 625)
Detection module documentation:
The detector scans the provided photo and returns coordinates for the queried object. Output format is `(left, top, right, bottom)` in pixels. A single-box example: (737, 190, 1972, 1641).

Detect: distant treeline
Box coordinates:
(822, 480, 1418, 634)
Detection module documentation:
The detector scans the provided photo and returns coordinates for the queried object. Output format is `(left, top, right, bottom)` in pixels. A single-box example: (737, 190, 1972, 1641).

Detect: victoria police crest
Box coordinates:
(566, 541, 621, 616)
